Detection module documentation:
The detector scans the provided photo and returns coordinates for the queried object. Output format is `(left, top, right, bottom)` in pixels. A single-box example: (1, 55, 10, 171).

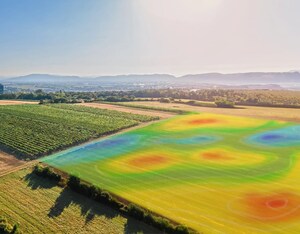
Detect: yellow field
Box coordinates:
(120, 101, 300, 123)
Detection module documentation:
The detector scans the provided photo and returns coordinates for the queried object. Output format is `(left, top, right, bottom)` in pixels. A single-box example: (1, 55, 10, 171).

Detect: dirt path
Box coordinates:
(0, 100, 38, 105)
(0, 151, 36, 177)
(78, 102, 175, 119)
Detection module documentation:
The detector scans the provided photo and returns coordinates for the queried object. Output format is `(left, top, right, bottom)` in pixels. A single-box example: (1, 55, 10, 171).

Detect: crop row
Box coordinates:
(0, 104, 153, 159)
(48, 104, 160, 122)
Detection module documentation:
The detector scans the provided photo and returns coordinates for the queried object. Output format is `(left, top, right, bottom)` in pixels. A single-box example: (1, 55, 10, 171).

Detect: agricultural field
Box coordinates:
(0, 168, 160, 234)
(0, 104, 158, 159)
(43, 112, 300, 233)
(116, 101, 300, 123)
(0, 100, 38, 105)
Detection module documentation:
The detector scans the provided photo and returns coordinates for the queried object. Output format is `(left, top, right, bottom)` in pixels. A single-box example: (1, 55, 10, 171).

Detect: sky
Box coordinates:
(0, 0, 300, 77)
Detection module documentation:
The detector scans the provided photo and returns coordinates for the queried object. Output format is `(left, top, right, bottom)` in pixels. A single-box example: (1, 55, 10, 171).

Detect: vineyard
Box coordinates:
(0, 104, 158, 159)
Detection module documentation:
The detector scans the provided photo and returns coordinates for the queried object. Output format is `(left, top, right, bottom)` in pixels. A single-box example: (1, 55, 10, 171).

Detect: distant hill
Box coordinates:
(2, 72, 300, 91)
(5, 74, 84, 84)
(4, 73, 175, 84)
(180, 72, 300, 85)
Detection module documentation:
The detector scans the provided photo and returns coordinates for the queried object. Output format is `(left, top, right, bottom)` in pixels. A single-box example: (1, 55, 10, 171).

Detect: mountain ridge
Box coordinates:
(1, 72, 300, 90)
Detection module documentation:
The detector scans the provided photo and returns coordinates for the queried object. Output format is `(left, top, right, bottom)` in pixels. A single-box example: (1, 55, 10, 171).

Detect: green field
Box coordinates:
(0, 104, 158, 159)
(0, 168, 161, 234)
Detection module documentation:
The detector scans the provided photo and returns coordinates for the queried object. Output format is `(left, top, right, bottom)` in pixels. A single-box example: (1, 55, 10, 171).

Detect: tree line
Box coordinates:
(1, 89, 300, 107)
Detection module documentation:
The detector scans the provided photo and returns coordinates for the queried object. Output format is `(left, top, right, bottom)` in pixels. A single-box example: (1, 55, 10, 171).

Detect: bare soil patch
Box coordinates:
(79, 102, 175, 119)
(0, 100, 38, 105)
(0, 151, 26, 176)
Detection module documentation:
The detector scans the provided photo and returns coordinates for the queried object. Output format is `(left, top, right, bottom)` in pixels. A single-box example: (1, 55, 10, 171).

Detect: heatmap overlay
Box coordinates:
(42, 113, 300, 233)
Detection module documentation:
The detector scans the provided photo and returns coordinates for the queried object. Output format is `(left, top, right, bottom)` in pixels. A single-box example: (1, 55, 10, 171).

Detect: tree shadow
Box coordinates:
(48, 188, 119, 224)
(23, 172, 57, 190)
(124, 217, 162, 234)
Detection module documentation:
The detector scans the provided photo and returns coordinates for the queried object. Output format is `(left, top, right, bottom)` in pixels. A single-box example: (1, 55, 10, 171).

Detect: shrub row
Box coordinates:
(33, 166, 197, 234)
(127, 204, 194, 234)
(67, 176, 124, 211)
(215, 100, 235, 108)
(33, 165, 61, 182)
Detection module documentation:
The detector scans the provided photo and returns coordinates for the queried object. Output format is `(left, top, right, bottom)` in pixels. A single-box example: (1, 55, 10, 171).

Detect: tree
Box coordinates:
(215, 99, 235, 108)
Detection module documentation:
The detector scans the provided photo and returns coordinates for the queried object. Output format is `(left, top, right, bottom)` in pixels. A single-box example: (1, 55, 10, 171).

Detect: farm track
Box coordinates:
(0, 159, 37, 178)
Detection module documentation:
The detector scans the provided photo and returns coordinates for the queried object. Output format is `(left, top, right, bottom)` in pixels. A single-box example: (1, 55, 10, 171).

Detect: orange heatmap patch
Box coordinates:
(244, 192, 300, 222)
(187, 118, 218, 125)
(107, 150, 177, 173)
(201, 151, 233, 161)
(129, 155, 169, 168)
(158, 113, 267, 132)
(192, 148, 267, 166)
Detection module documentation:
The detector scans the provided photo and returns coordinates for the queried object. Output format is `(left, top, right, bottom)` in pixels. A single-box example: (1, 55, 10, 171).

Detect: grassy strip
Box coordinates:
(33, 165, 198, 234)
(102, 102, 190, 114)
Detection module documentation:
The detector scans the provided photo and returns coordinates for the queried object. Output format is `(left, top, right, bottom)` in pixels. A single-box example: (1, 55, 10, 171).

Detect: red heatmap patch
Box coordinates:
(244, 192, 300, 222)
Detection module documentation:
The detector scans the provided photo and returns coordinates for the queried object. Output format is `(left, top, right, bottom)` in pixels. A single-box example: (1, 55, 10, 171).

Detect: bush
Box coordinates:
(128, 204, 146, 220)
(0, 216, 21, 234)
(33, 165, 61, 182)
(67, 175, 81, 190)
(159, 98, 171, 103)
(175, 225, 192, 234)
(215, 100, 235, 108)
